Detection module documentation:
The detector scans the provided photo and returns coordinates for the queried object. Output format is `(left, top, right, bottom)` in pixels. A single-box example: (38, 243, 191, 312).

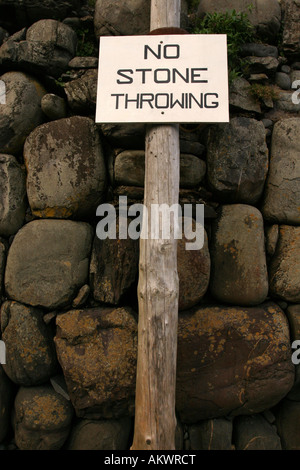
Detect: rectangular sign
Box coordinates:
(96, 34, 229, 124)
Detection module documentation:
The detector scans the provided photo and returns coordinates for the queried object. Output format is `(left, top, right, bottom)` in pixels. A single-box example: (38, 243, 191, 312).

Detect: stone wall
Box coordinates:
(0, 0, 300, 450)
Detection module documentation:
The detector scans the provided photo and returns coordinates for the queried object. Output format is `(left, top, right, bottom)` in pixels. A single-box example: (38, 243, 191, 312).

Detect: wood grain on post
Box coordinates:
(131, 0, 181, 451)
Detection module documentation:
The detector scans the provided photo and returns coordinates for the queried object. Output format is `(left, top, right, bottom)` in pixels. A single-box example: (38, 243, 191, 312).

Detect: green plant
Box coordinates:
(55, 77, 66, 88)
(250, 83, 279, 104)
(75, 25, 98, 57)
(193, 8, 255, 83)
(187, 0, 200, 13)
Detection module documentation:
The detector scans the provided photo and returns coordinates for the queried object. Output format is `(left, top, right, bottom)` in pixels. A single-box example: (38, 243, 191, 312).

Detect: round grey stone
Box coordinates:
(0, 71, 46, 155)
(41, 94, 67, 120)
(275, 72, 291, 90)
(4, 219, 93, 310)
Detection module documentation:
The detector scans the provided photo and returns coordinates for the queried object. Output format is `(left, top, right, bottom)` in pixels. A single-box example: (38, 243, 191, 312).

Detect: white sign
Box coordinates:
(96, 34, 229, 124)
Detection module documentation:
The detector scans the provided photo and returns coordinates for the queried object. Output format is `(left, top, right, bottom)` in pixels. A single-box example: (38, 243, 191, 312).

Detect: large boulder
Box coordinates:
(13, 385, 74, 450)
(209, 204, 269, 305)
(0, 154, 27, 236)
(55, 306, 138, 419)
(176, 302, 294, 423)
(24, 116, 107, 220)
(269, 225, 300, 303)
(0, 19, 77, 78)
(197, 0, 282, 41)
(4, 219, 93, 310)
(0, 301, 58, 386)
(206, 117, 268, 204)
(262, 118, 300, 225)
(0, 71, 46, 155)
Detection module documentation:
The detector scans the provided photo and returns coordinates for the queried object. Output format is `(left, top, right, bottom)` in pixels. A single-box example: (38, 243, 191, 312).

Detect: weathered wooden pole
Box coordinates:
(131, 0, 181, 451)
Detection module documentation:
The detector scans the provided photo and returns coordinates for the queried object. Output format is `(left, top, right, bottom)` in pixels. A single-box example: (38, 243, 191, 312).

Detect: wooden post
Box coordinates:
(131, 0, 181, 451)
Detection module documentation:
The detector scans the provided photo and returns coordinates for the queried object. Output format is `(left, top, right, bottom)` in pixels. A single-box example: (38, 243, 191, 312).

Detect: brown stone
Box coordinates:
(233, 414, 282, 450)
(90, 216, 139, 305)
(13, 385, 73, 450)
(286, 305, 300, 342)
(1, 301, 58, 386)
(0, 154, 27, 237)
(67, 417, 132, 450)
(265, 224, 279, 258)
(72, 284, 90, 308)
(269, 225, 300, 303)
(176, 302, 294, 423)
(210, 204, 269, 305)
(55, 306, 138, 419)
(178, 224, 210, 310)
(275, 399, 300, 450)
